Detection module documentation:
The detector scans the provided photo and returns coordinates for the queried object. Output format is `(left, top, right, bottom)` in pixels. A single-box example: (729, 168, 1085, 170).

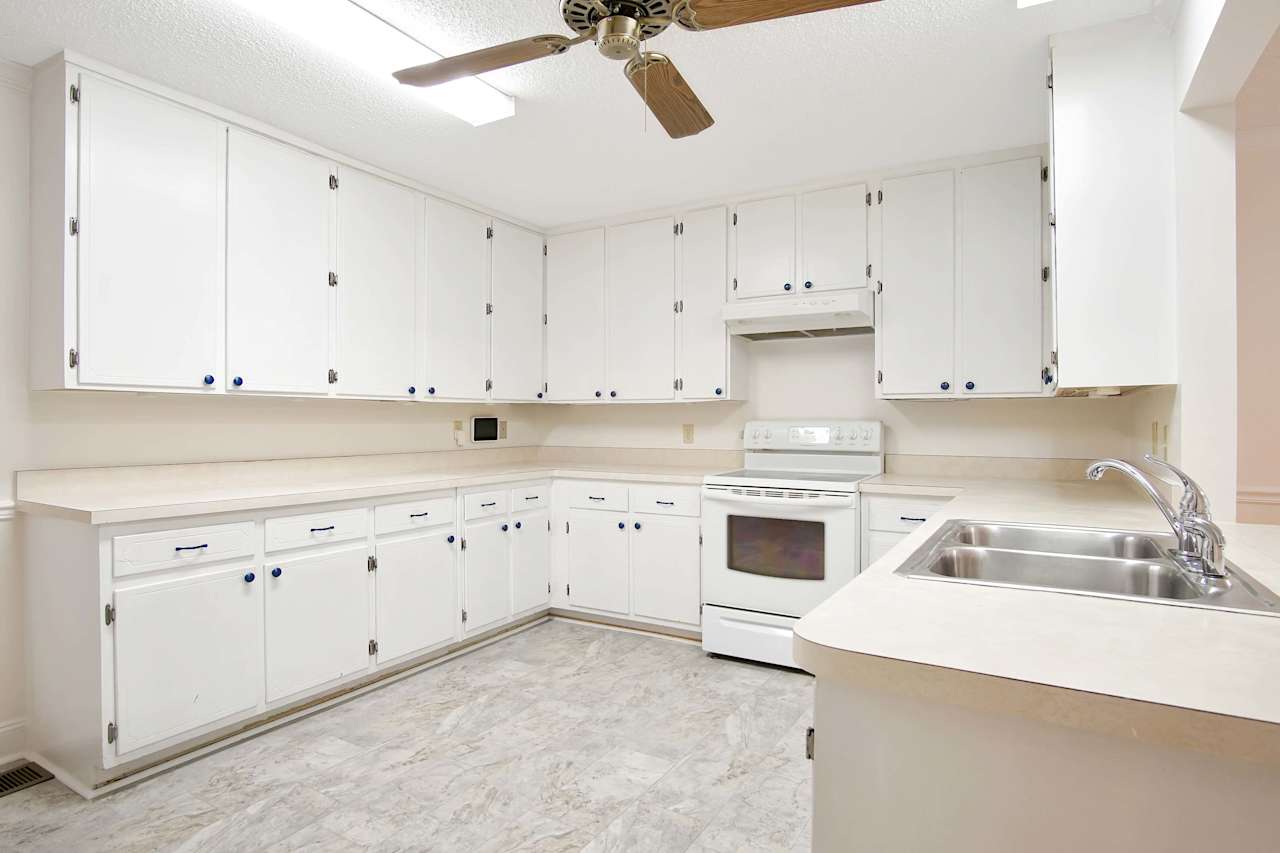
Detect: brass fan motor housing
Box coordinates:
(561, 0, 674, 41)
(596, 15, 641, 60)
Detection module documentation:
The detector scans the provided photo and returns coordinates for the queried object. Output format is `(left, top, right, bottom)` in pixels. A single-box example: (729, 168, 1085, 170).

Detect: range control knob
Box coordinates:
(833, 428, 843, 441)
(763, 430, 773, 441)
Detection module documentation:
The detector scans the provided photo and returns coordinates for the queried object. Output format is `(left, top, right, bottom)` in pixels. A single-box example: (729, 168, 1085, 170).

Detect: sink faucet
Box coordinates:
(1086, 455, 1227, 578)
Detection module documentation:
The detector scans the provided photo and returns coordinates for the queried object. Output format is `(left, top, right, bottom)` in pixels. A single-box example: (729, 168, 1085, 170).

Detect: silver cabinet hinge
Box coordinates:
(866, 191, 872, 206)
(547, 519, 551, 531)
(877, 190, 883, 204)
(104, 603, 115, 626)
(1051, 350, 1058, 366)
(543, 243, 547, 256)
(1046, 73, 1054, 90)
(678, 221, 684, 235)
(1049, 212, 1056, 228)
(367, 555, 377, 572)
(1042, 266, 1049, 283)
(368, 639, 378, 655)
(674, 223, 680, 236)
(565, 584, 570, 596)
(107, 722, 118, 744)
(1042, 166, 1049, 182)
(460, 538, 467, 550)
(673, 300, 679, 314)
(547, 581, 552, 594)
(544, 381, 548, 393)
(461, 609, 468, 623)
(732, 212, 737, 226)
(486, 226, 493, 239)
(543, 313, 548, 326)
(329, 271, 338, 287)
(69, 84, 80, 104)
(673, 378, 679, 391)
(485, 302, 493, 315)
(876, 281, 883, 295)
(732, 277, 738, 291)
(69, 348, 79, 369)
(805, 726, 815, 760)
(876, 370, 883, 384)
(485, 378, 493, 392)
(68, 217, 79, 236)
(866, 264, 872, 279)
(329, 174, 338, 190)
(328, 368, 338, 384)
(565, 521, 569, 534)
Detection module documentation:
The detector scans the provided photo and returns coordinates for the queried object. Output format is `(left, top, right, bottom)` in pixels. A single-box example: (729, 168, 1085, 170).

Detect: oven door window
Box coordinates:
(727, 515, 825, 581)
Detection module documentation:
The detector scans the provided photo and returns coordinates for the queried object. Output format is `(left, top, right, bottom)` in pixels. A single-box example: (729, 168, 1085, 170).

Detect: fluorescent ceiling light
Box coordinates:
(226, 0, 515, 126)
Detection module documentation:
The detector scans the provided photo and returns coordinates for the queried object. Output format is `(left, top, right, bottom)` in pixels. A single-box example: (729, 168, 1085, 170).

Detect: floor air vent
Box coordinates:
(0, 760, 53, 798)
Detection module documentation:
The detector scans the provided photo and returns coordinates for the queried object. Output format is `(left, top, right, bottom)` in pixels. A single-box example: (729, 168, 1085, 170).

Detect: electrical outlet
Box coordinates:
(682, 424, 695, 445)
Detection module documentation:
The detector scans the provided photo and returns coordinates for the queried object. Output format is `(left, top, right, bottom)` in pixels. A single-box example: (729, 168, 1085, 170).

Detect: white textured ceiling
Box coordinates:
(1, 0, 1154, 228)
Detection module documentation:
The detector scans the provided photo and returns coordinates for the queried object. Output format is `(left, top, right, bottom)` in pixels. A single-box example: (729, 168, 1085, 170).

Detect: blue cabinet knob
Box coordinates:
(783, 283, 792, 291)
(715, 387, 723, 396)
(501, 523, 509, 532)
(941, 381, 951, 391)
(610, 390, 617, 398)
(634, 522, 641, 530)
(804, 281, 813, 289)
(595, 391, 602, 398)
(537, 392, 543, 399)
(965, 381, 975, 391)
(271, 567, 282, 578)
(232, 376, 243, 387)
(408, 386, 416, 395)
(243, 572, 255, 583)
(617, 522, 625, 530)
(447, 534, 455, 543)
(203, 375, 215, 386)
(427, 387, 436, 395)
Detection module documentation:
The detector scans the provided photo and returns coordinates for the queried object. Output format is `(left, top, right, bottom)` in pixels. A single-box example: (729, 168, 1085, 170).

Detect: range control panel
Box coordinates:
(743, 420, 883, 453)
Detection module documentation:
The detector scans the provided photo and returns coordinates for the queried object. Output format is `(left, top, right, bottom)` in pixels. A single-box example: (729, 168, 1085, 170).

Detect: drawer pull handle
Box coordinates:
(409, 512, 430, 518)
(588, 496, 606, 501)
(310, 525, 336, 533)
(524, 495, 539, 501)
(656, 501, 675, 506)
(900, 516, 927, 523)
(481, 502, 496, 508)
(174, 544, 209, 552)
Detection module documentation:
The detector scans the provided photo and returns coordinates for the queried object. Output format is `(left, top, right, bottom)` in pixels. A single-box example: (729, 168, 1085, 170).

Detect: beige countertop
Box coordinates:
(796, 476, 1280, 726)
(15, 458, 716, 525)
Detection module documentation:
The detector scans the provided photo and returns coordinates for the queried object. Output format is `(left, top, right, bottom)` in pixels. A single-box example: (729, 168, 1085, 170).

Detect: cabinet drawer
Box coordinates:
(375, 496, 455, 536)
(865, 495, 949, 534)
(629, 484, 700, 517)
(113, 522, 257, 578)
(464, 491, 509, 521)
(866, 530, 906, 567)
(563, 481, 628, 512)
(511, 483, 550, 512)
(265, 508, 368, 553)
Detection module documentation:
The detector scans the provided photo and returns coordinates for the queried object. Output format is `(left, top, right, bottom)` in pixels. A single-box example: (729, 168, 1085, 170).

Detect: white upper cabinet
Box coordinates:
(959, 158, 1045, 396)
(800, 184, 869, 292)
(75, 75, 225, 390)
(335, 167, 420, 398)
(733, 195, 795, 299)
(546, 228, 606, 401)
(226, 130, 333, 395)
(490, 221, 545, 402)
(678, 206, 731, 400)
(878, 170, 957, 398)
(425, 200, 490, 401)
(606, 217, 676, 401)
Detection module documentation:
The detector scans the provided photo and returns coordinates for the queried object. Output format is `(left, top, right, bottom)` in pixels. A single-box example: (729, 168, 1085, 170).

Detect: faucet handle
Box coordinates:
(1142, 455, 1210, 519)
(1180, 513, 1227, 578)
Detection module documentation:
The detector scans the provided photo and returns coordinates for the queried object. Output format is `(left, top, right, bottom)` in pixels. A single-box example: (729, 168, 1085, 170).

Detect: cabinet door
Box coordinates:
(226, 129, 332, 394)
(335, 167, 419, 398)
(490, 221, 545, 401)
(463, 517, 512, 635)
(425, 200, 490, 400)
(76, 75, 224, 390)
(631, 515, 700, 626)
(800, 184, 868, 292)
(512, 510, 551, 614)
(375, 530, 457, 663)
(545, 229, 605, 401)
(265, 545, 369, 703)
(679, 206, 729, 400)
(567, 509, 629, 615)
(733, 195, 795, 299)
(606, 217, 676, 401)
(879, 170, 956, 397)
(112, 566, 261, 755)
(959, 158, 1044, 396)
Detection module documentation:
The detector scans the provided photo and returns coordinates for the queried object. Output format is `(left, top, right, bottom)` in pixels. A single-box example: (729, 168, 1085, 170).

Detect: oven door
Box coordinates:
(701, 486, 859, 618)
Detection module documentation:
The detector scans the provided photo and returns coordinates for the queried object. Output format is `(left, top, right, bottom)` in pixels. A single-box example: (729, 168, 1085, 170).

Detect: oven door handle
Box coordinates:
(702, 490, 853, 508)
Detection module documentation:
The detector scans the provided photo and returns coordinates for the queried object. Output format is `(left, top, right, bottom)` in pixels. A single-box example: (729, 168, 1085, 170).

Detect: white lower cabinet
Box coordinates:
(462, 516, 512, 635)
(375, 529, 458, 663)
(630, 514, 701, 626)
(860, 494, 952, 570)
(264, 545, 370, 703)
(512, 509, 551, 614)
(111, 565, 261, 755)
(567, 508, 630, 615)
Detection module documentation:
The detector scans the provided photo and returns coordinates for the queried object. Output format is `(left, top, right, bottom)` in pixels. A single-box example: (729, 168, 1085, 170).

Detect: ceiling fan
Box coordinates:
(392, 0, 882, 139)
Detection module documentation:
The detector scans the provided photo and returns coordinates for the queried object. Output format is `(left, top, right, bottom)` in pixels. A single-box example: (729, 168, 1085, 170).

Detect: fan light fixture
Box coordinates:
(226, 0, 515, 126)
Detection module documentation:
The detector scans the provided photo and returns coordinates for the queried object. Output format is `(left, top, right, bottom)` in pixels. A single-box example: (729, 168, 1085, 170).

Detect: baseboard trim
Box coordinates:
(0, 501, 14, 522)
(0, 717, 27, 764)
(1238, 488, 1280, 506)
(549, 608, 700, 642)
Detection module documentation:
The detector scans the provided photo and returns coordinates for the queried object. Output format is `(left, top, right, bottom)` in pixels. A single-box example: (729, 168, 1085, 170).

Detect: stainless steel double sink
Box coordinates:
(895, 520, 1280, 616)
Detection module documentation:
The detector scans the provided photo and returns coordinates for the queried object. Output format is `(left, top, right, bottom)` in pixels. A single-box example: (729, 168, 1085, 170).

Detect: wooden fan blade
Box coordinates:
(674, 0, 881, 31)
(625, 52, 715, 139)
(394, 34, 582, 87)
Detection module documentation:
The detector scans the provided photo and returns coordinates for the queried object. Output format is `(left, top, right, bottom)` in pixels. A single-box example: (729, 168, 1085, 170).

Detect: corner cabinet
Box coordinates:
(876, 156, 1053, 400)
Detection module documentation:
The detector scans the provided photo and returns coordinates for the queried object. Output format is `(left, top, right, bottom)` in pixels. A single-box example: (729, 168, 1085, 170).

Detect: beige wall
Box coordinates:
(1235, 34, 1280, 524)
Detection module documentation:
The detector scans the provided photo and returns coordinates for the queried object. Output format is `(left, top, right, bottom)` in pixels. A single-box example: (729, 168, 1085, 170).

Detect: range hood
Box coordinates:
(722, 290, 875, 341)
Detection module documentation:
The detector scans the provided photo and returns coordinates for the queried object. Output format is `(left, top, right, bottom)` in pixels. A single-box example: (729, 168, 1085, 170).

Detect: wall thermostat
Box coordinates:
(471, 416, 507, 443)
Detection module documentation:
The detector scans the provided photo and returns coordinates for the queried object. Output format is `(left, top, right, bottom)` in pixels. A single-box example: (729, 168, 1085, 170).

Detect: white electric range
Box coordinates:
(701, 419, 884, 668)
